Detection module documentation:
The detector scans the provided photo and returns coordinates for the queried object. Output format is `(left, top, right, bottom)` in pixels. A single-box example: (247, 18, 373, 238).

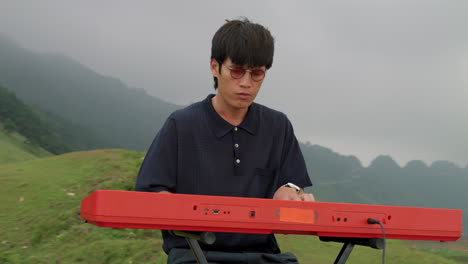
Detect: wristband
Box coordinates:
(283, 182, 301, 194)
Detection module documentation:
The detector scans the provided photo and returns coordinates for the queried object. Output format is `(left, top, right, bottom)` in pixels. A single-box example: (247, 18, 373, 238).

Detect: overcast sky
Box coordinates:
(1, 0, 467, 167)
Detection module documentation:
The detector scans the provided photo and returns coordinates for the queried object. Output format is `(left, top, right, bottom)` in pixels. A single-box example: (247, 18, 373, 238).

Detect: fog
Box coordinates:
(1, 0, 467, 166)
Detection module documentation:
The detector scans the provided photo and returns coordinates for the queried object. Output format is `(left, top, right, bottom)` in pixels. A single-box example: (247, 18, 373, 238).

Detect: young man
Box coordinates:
(136, 18, 314, 264)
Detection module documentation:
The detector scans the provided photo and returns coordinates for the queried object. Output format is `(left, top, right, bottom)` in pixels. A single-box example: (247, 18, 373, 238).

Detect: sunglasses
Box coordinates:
(223, 64, 266, 82)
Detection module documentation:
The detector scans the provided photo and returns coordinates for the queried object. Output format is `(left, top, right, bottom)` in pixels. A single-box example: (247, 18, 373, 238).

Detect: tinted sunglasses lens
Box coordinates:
(251, 70, 265, 81)
(230, 68, 245, 79)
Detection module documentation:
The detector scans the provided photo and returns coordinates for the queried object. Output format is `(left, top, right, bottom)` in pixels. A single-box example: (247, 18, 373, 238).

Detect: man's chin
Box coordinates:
(236, 100, 253, 109)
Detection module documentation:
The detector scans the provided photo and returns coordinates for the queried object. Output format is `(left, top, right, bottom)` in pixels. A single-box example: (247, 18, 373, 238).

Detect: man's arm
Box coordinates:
(135, 117, 177, 193)
(274, 116, 315, 201)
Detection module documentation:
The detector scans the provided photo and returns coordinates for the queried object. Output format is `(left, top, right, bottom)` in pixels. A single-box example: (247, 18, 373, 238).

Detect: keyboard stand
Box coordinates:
(320, 237, 384, 264)
(169, 232, 383, 264)
(169, 231, 216, 264)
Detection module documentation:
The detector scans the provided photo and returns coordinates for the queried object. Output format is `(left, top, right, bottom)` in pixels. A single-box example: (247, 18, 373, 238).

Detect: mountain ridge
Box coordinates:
(0, 34, 181, 151)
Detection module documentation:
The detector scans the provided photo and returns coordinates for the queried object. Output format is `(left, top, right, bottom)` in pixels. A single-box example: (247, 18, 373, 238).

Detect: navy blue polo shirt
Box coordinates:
(135, 94, 312, 253)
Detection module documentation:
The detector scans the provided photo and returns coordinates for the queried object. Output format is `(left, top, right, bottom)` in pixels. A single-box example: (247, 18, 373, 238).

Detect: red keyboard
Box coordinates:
(81, 190, 462, 241)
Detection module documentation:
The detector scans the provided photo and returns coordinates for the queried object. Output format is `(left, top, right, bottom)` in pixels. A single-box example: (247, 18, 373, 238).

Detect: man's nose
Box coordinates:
(239, 72, 253, 88)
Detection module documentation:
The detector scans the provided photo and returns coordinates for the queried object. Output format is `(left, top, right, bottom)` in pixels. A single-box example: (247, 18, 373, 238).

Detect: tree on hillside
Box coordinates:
(404, 160, 428, 170)
(2, 118, 16, 133)
(368, 155, 400, 171)
(301, 143, 362, 182)
(0, 84, 71, 154)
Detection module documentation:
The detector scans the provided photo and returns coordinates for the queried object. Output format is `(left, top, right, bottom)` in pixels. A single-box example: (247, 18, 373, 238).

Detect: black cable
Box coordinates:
(367, 218, 386, 264)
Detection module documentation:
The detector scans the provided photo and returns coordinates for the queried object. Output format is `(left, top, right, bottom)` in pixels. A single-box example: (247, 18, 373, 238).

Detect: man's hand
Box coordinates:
(273, 186, 315, 201)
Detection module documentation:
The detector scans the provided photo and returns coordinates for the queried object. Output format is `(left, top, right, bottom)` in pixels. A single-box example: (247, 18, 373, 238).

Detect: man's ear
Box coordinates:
(210, 59, 220, 77)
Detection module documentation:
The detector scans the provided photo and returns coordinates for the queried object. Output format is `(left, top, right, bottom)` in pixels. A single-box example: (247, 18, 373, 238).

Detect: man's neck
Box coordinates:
(211, 95, 248, 126)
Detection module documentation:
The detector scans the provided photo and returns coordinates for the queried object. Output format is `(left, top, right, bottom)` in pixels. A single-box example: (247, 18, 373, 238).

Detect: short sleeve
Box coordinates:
(278, 117, 313, 189)
(135, 117, 177, 193)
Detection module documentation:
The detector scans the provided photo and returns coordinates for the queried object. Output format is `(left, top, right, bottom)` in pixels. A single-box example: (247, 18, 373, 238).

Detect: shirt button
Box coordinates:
(236, 159, 240, 164)
(234, 143, 239, 148)
(234, 127, 238, 131)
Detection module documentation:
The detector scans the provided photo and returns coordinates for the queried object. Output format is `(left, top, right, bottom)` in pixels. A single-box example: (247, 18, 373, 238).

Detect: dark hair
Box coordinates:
(211, 18, 275, 89)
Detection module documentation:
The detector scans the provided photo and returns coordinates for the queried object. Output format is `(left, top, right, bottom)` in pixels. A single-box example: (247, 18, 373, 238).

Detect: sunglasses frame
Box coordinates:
(222, 64, 266, 82)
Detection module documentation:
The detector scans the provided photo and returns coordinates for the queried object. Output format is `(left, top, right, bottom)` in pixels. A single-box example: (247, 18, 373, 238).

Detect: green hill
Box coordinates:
(1, 149, 466, 263)
(0, 84, 71, 155)
(0, 127, 51, 164)
(300, 144, 468, 236)
(0, 149, 164, 263)
(0, 35, 180, 151)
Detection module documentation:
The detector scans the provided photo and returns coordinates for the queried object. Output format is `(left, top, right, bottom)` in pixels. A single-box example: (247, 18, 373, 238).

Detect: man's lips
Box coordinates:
(236, 93, 251, 99)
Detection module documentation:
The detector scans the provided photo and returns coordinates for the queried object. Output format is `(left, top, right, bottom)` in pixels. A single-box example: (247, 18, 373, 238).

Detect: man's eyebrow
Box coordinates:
(231, 64, 243, 68)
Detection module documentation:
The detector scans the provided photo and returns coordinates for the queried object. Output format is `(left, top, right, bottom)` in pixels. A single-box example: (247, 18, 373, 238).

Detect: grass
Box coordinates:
(277, 235, 465, 264)
(0, 128, 51, 164)
(417, 247, 468, 263)
(1, 149, 467, 263)
(404, 238, 468, 263)
(0, 149, 167, 263)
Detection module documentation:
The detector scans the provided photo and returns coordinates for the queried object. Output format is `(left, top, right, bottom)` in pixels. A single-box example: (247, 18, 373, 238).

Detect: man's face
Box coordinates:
(210, 58, 266, 111)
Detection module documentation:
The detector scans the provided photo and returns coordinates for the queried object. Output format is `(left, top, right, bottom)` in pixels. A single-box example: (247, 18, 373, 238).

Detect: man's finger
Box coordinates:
(291, 194, 302, 201)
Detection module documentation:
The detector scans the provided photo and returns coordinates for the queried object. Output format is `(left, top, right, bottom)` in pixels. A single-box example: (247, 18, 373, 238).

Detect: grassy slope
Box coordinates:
(0, 149, 163, 263)
(0, 149, 466, 263)
(0, 128, 51, 164)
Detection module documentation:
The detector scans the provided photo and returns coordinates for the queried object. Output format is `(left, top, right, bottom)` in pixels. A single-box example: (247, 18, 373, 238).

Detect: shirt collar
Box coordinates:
(203, 94, 259, 138)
